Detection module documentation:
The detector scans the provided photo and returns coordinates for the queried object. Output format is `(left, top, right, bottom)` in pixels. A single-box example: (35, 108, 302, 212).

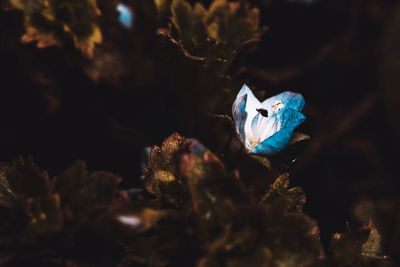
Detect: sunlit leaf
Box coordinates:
(144, 132, 191, 208)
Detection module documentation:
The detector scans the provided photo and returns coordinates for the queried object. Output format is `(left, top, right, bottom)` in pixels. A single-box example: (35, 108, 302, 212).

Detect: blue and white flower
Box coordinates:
(117, 3, 134, 29)
(232, 84, 306, 156)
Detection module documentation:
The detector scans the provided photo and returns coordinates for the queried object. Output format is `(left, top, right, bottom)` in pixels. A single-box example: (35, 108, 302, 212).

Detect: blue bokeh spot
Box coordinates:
(117, 3, 134, 29)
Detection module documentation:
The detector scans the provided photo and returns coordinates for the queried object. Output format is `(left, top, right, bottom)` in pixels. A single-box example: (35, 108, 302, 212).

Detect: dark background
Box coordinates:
(1, 0, 400, 262)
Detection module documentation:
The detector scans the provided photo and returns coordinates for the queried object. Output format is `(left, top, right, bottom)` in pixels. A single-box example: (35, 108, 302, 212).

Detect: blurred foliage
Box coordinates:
(1, 133, 382, 266)
(10, 0, 104, 57)
(159, 0, 264, 76)
(0, 134, 392, 266)
(144, 133, 190, 208)
(331, 220, 391, 267)
(0, 0, 398, 266)
(0, 134, 394, 267)
(0, 157, 129, 266)
(122, 133, 326, 267)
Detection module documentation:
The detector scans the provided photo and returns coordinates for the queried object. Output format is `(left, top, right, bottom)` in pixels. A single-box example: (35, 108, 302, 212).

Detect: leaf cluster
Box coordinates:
(120, 133, 391, 267)
(0, 157, 126, 267)
(10, 0, 105, 57)
(159, 0, 265, 76)
(0, 134, 393, 267)
(331, 220, 392, 267)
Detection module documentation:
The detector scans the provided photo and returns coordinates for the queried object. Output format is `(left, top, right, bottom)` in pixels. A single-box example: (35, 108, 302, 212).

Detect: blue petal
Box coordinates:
(250, 108, 306, 155)
(262, 91, 305, 112)
(232, 94, 248, 144)
(117, 3, 134, 29)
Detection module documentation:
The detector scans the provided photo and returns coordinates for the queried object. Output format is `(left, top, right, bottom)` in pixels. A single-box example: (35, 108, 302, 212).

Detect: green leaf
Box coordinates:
(161, 0, 265, 75)
(362, 221, 383, 257)
(179, 142, 254, 246)
(171, 0, 208, 48)
(259, 173, 306, 214)
(144, 133, 191, 208)
(155, 0, 173, 20)
(0, 172, 14, 207)
(0, 157, 50, 199)
(262, 211, 324, 267)
(205, 0, 262, 46)
(254, 174, 324, 267)
(35, 134, 325, 267)
(289, 132, 311, 145)
(24, 193, 63, 232)
(54, 160, 122, 213)
(331, 220, 390, 267)
(250, 154, 271, 170)
(0, 158, 131, 267)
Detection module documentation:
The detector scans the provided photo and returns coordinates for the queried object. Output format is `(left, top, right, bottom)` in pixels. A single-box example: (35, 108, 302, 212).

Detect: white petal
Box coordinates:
(251, 113, 279, 141)
(258, 113, 281, 142)
(237, 84, 262, 114)
(236, 84, 262, 149)
(117, 215, 141, 228)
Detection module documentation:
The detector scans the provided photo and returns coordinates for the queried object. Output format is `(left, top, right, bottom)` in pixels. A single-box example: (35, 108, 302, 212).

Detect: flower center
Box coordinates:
(256, 108, 269, 117)
(271, 100, 284, 113)
(248, 137, 261, 149)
